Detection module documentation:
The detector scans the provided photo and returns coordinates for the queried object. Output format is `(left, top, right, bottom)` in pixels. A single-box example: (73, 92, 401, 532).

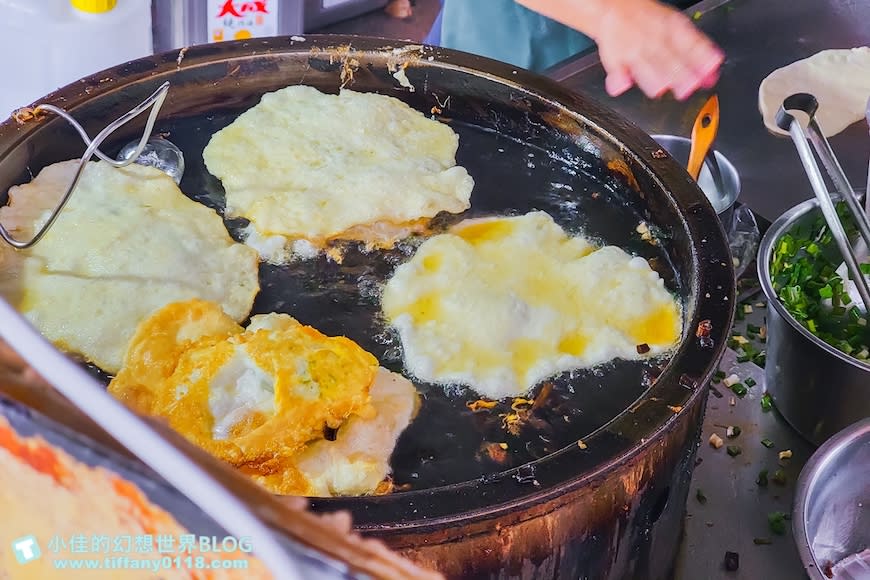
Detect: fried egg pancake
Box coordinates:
(0, 161, 259, 374)
(109, 299, 418, 496)
(202, 85, 474, 262)
(382, 211, 682, 400)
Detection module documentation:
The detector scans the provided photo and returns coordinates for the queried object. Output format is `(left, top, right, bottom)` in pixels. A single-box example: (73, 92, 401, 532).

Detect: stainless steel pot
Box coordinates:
(794, 418, 870, 579)
(650, 134, 740, 231)
(758, 197, 870, 446)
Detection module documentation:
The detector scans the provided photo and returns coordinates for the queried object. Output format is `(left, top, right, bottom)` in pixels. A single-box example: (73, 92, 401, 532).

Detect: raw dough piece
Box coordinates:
(759, 47, 870, 137)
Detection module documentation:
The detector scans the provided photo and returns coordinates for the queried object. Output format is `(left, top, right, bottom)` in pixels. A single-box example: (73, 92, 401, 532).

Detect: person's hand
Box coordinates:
(516, 0, 724, 100)
(593, 0, 724, 99)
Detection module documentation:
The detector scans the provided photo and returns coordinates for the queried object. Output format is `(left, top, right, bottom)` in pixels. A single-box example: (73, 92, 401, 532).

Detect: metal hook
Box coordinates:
(776, 92, 870, 313)
(0, 81, 171, 249)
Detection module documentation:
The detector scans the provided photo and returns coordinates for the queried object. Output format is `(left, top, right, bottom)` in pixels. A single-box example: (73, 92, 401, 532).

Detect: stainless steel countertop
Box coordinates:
(676, 345, 812, 579)
(548, 0, 870, 223)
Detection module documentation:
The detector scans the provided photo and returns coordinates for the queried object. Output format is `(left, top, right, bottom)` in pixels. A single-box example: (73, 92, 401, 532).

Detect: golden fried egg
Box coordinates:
(202, 85, 474, 262)
(109, 299, 418, 496)
(0, 161, 260, 374)
(382, 211, 682, 400)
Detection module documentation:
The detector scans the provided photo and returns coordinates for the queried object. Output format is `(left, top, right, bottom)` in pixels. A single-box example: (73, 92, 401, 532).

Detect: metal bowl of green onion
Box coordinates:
(758, 195, 870, 446)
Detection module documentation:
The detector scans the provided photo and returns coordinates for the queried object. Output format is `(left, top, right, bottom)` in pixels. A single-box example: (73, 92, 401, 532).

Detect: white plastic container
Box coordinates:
(0, 0, 153, 119)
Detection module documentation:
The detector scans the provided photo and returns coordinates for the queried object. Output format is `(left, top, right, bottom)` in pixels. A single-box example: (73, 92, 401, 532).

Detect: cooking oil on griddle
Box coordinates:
(93, 110, 681, 492)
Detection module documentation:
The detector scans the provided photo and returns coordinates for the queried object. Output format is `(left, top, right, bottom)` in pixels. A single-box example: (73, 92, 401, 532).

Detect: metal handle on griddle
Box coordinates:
(0, 81, 170, 249)
(775, 93, 870, 313)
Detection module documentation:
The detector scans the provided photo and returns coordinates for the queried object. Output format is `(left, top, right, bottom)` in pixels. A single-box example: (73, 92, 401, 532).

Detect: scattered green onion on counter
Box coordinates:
(768, 511, 788, 536)
(771, 469, 788, 486)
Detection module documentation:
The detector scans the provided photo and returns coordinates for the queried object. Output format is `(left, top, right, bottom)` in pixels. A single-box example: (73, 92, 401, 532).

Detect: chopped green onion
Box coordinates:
(714, 370, 726, 379)
(745, 377, 757, 387)
(761, 438, 774, 448)
(756, 469, 768, 487)
(770, 203, 870, 360)
(768, 511, 787, 535)
(726, 445, 742, 457)
(761, 394, 773, 412)
(730, 383, 748, 397)
(696, 489, 707, 504)
(771, 469, 788, 486)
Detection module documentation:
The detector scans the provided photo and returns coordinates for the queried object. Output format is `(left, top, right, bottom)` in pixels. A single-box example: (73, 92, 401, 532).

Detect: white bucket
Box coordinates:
(0, 0, 153, 119)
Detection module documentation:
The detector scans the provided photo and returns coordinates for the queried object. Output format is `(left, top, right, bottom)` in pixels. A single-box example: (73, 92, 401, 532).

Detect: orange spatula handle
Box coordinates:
(687, 94, 720, 181)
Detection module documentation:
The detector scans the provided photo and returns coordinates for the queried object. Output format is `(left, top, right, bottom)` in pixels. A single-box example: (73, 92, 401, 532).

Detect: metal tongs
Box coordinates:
(775, 93, 870, 313)
(0, 82, 170, 249)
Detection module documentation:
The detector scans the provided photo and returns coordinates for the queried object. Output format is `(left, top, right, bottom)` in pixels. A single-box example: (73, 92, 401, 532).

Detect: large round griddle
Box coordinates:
(0, 37, 733, 535)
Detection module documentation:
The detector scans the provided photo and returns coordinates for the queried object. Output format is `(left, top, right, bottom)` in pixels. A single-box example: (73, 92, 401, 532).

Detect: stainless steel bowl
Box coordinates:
(794, 418, 870, 579)
(651, 134, 740, 229)
(758, 197, 870, 445)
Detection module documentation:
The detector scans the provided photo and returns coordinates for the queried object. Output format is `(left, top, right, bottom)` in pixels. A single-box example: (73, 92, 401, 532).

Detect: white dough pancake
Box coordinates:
(291, 367, 418, 497)
(759, 47, 870, 137)
(382, 212, 682, 400)
(202, 85, 474, 262)
(0, 161, 260, 374)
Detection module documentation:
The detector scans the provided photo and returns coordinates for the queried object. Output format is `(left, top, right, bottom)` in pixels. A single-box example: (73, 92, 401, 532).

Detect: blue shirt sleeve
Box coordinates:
(436, 0, 595, 72)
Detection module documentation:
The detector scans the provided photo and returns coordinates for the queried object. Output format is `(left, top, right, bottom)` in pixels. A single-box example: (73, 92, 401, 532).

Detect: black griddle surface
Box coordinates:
(88, 108, 682, 490)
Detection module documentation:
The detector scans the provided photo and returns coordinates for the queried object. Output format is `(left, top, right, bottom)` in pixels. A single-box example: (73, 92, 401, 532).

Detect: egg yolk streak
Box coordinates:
(382, 211, 682, 399)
